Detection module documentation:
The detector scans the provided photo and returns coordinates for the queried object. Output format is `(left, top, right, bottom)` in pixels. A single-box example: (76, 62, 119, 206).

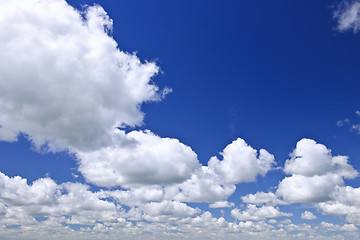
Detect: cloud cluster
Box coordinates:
(163, 138, 275, 203)
(1, 170, 359, 240)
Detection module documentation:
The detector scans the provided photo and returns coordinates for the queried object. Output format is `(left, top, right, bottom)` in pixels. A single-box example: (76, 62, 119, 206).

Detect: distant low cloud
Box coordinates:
(231, 205, 292, 221)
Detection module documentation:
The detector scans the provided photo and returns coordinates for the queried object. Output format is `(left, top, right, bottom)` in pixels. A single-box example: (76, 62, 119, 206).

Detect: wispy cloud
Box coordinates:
(334, 0, 360, 33)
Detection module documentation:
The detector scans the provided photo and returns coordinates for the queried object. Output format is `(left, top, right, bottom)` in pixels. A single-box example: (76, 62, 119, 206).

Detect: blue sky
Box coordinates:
(1, 0, 360, 239)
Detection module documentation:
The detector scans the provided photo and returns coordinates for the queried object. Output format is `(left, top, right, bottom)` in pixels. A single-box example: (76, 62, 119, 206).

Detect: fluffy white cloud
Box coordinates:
(209, 201, 235, 208)
(78, 130, 200, 186)
(0, 0, 162, 152)
(318, 186, 360, 224)
(0, 169, 359, 240)
(277, 174, 344, 203)
(93, 138, 275, 203)
(0, 171, 122, 226)
(334, 0, 360, 33)
(0, 172, 58, 206)
(319, 222, 358, 232)
(277, 139, 357, 203)
(231, 205, 292, 221)
(164, 138, 275, 203)
(301, 211, 316, 220)
(141, 201, 200, 220)
(164, 167, 236, 203)
(283, 139, 356, 178)
(208, 138, 275, 184)
(241, 192, 285, 206)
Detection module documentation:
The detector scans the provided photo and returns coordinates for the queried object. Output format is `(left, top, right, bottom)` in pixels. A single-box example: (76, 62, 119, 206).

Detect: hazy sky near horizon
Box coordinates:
(1, 0, 360, 239)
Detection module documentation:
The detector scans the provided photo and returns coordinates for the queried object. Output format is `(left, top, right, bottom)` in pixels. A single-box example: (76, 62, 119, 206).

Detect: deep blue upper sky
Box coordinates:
(65, 0, 360, 165)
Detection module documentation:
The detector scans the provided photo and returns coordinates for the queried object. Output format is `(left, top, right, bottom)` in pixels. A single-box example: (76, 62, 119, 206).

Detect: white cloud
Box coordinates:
(301, 211, 316, 220)
(334, 0, 360, 33)
(78, 130, 200, 186)
(0, 168, 359, 240)
(208, 138, 275, 184)
(284, 139, 336, 177)
(319, 222, 358, 232)
(0, 172, 58, 206)
(352, 124, 360, 134)
(318, 186, 360, 224)
(277, 174, 344, 203)
(164, 138, 275, 203)
(0, 171, 122, 226)
(277, 139, 357, 203)
(0, 0, 162, 152)
(231, 205, 292, 221)
(209, 201, 235, 208)
(164, 167, 236, 203)
(141, 201, 200, 220)
(241, 192, 285, 206)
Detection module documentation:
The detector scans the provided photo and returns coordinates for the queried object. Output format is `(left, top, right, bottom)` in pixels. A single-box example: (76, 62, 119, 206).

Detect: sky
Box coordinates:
(1, 0, 360, 239)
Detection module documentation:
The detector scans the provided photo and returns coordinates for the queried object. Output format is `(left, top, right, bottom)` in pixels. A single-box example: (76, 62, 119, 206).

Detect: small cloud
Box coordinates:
(71, 173, 79, 179)
(333, 0, 360, 33)
(337, 118, 350, 127)
(301, 211, 317, 220)
(356, 110, 360, 116)
(161, 87, 173, 99)
(209, 201, 235, 208)
(351, 124, 360, 134)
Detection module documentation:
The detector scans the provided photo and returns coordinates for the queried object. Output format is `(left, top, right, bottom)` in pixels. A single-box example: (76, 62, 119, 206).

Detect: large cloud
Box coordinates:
(78, 130, 200, 186)
(277, 139, 357, 203)
(0, 0, 162, 152)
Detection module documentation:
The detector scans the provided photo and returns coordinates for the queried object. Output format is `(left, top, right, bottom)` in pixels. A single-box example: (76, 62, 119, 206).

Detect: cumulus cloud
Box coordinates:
(231, 205, 292, 221)
(277, 139, 357, 203)
(241, 192, 285, 206)
(0, 0, 162, 152)
(141, 201, 200, 220)
(318, 186, 360, 225)
(78, 130, 200, 186)
(208, 138, 275, 184)
(0, 168, 359, 240)
(334, 0, 360, 33)
(164, 138, 275, 203)
(0, 172, 58, 206)
(0, 171, 121, 226)
(319, 221, 358, 232)
(209, 201, 235, 208)
(301, 211, 316, 220)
